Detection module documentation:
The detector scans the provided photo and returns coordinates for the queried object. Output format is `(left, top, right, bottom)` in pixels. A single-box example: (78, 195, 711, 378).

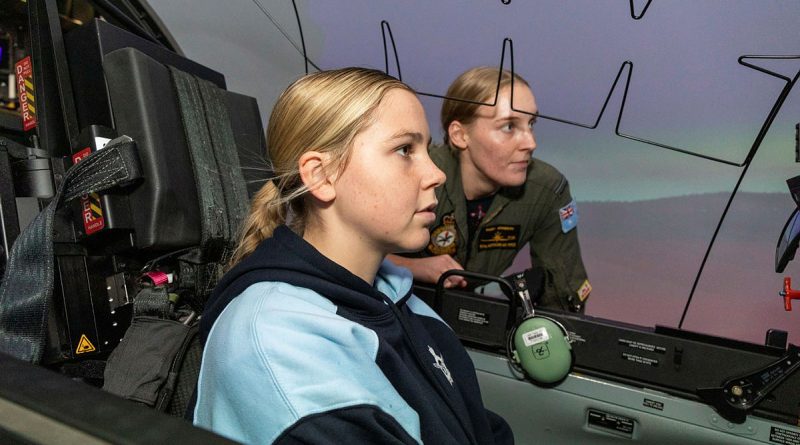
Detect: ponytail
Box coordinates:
(228, 181, 286, 268)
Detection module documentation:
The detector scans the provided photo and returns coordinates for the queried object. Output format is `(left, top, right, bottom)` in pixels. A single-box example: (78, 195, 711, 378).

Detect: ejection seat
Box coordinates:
(0, 19, 265, 419)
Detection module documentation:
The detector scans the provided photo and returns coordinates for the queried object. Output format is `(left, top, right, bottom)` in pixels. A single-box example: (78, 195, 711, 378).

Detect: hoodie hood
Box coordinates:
(200, 225, 412, 343)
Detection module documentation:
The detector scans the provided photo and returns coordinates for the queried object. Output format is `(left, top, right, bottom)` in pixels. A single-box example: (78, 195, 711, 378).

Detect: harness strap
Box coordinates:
(0, 136, 142, 363)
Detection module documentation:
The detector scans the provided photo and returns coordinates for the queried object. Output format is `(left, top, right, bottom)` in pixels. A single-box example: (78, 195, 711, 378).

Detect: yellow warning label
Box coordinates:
(76, 334, 96, 354)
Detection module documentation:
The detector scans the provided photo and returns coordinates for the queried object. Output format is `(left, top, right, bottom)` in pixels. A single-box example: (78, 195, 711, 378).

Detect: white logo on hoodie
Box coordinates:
(428, 346, 453, 385)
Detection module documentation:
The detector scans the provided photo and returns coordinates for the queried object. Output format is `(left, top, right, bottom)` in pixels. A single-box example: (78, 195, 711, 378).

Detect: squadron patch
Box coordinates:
(428, 213, 457, 256)
(477, 225, 520, 251)
(559, 199, 579, 233)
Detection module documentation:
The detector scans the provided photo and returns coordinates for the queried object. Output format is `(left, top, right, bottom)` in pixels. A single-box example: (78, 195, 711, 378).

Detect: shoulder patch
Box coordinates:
(559, 199, 579, 233)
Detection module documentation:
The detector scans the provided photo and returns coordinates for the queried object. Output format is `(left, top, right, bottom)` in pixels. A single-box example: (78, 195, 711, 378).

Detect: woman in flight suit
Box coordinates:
(390, 66, 591, 312)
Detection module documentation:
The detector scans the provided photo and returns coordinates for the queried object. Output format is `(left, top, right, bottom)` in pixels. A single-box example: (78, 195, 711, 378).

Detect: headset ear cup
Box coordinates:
(512, 316, 573, 385)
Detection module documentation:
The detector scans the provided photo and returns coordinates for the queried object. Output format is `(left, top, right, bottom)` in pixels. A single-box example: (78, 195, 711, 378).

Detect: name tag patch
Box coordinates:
(478, 225, 520, 251)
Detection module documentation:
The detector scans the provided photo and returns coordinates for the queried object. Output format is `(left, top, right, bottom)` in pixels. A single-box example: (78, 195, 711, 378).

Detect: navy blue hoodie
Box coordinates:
(193, 225, 513, 444)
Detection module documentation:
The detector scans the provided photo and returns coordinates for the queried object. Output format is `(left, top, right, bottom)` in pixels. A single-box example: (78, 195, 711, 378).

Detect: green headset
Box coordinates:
(435, 269, 573, 385)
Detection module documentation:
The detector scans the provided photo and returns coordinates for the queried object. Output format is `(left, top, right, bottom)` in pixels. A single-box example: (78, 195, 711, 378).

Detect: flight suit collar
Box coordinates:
(437, 148, 469, 265)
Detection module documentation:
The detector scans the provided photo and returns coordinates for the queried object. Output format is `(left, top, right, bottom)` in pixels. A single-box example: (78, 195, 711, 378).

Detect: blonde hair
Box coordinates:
(229, 67, 412, 266)
(440, 66, 530, 145)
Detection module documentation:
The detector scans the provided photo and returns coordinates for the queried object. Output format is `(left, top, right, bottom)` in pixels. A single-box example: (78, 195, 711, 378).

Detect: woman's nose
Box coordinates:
(520, 126, 536, 153)
(423, 157, 446, 189)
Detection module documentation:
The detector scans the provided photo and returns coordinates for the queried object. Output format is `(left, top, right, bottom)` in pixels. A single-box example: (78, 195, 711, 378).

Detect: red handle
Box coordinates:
(782, 277, 800, 311)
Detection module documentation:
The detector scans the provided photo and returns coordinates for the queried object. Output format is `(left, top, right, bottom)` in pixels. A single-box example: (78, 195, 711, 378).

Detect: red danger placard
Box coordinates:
(72, 148, 105, 235)
(15, 56, 37, 132)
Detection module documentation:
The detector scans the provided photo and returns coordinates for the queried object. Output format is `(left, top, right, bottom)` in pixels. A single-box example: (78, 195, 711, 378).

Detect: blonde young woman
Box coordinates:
(193, 68, 513, 445)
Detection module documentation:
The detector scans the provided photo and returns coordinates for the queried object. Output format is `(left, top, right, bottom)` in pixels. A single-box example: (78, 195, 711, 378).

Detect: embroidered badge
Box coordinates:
(559, 199, 579, 233)
(477, 225, 520, 251)
(428, 346, 453, 385)
(577, 279, 592, 302)
(428, 213, 457, 256)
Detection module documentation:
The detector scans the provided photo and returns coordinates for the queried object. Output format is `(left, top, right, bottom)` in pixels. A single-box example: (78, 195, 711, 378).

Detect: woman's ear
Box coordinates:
(298, 151, 336, 203)
(448, 120, 469, 150)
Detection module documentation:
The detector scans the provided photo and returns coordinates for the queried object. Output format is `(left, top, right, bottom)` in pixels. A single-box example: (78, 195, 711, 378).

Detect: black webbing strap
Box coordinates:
(133, 287, 172, 319)
(169, 67, 248, 250)
(0, 136, 142, 363)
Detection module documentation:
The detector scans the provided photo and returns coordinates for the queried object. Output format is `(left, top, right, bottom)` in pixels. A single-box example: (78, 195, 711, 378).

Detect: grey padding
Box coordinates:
(168, 67, 248, 250)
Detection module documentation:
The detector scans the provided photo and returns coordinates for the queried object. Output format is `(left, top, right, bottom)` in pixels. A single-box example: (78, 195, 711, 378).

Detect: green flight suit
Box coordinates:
(422, 145, 590, 312)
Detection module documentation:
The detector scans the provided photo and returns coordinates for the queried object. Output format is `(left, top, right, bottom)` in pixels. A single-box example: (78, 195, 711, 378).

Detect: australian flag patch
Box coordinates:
(559, 199, 578, 233)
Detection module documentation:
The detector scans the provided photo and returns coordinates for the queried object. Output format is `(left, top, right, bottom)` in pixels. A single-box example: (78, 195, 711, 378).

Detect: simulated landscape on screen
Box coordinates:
(151, 0, 800, 344)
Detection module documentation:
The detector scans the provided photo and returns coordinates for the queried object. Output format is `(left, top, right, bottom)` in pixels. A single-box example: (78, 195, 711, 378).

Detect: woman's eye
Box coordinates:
(502, 122, 514, 132)
(397, 144, 411, 157)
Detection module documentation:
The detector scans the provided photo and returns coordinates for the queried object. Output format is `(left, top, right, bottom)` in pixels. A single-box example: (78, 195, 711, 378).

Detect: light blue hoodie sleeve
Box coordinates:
(193, 281, 422, 444)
